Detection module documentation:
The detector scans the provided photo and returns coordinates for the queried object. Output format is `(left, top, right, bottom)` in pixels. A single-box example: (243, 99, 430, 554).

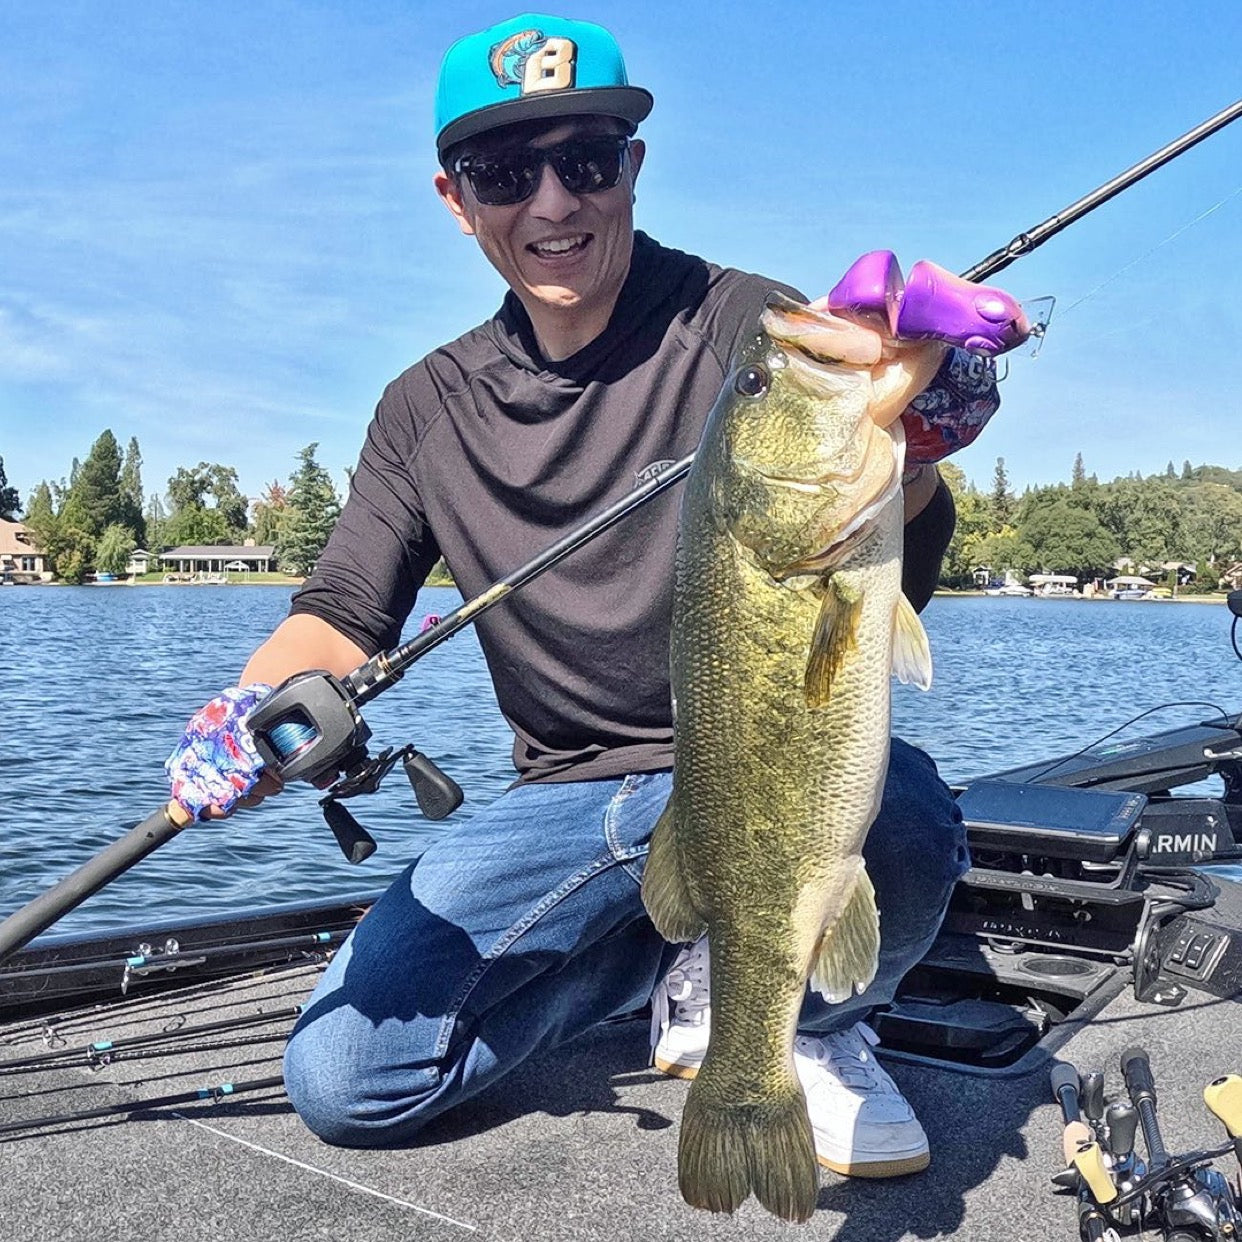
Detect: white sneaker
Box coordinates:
(650, 937, 710, 1079)
(795, 1024, 930, 1178)
(651, 943, 928, 1179)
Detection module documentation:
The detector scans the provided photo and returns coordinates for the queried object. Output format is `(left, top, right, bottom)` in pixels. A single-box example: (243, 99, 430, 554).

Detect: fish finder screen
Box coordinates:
(956, 780, 1148, 862)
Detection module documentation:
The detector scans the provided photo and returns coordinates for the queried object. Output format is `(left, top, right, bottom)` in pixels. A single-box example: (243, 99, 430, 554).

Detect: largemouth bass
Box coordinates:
(641, 293, 945, 1222)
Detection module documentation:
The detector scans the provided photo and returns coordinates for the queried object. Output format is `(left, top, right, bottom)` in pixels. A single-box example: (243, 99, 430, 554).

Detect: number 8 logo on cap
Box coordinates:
(523, 38, 576, 93)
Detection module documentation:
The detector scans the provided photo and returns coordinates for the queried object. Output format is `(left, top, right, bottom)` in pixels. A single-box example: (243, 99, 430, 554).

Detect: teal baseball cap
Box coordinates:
(435, 14, 653, 158)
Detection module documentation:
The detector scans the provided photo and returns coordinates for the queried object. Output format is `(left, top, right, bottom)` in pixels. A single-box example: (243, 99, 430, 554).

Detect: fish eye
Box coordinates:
(734, 364, 769, 399)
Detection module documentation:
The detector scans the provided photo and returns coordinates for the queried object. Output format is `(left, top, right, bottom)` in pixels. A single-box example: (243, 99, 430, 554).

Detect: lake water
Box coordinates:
(2, 585, 1240, 939)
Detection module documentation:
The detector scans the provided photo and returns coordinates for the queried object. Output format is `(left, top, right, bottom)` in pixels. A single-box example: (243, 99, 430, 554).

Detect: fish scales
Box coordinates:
(642, 293, 938, 1222)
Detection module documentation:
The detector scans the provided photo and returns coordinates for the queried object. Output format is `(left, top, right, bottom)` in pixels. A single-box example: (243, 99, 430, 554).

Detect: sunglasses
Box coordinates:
(453, 134, 630, 207)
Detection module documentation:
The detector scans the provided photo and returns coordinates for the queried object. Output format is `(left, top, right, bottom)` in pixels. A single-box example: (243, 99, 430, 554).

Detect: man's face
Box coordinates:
(435, 118, 646, 327)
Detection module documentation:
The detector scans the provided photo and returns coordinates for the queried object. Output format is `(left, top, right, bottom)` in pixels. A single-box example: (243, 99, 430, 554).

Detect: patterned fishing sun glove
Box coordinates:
(900, 347, 1001, 467)
(165, 683, 273, 820)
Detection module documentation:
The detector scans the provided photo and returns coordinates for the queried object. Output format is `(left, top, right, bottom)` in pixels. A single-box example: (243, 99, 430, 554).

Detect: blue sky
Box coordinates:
(1, 1, 1239, 510)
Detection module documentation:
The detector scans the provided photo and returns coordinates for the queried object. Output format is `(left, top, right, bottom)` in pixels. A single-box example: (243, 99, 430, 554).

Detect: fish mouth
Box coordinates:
(760, 292, 883, 368)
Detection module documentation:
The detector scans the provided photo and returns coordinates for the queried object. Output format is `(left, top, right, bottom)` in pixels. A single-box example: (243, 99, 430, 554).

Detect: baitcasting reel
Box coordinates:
(246, 667, 463, 864)
(1051, 1048, 1242, 1242)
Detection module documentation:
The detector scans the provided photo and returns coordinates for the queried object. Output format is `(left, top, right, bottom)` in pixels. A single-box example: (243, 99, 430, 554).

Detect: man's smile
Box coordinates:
(528, 233, 592, 259)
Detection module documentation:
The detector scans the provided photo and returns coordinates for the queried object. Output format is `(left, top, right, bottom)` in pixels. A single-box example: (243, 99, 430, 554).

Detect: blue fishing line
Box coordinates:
(266, 720, 318, 760)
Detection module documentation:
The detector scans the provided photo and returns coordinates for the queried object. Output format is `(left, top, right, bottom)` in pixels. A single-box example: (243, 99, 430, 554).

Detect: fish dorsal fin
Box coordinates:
(805, 576, 863, 708)
(892, 592, 933, 690)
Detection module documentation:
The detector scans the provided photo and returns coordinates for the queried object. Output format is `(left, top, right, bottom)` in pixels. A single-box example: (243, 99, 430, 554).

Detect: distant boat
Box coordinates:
(984, 583, 1033, 597)
(1106, 574, 1156, 600)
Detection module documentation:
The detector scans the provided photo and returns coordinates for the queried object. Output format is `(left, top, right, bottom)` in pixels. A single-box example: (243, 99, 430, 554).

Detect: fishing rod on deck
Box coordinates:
(1, 97, 1239, 969)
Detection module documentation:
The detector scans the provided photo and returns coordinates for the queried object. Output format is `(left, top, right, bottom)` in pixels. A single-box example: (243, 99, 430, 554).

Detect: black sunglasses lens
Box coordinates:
(460, 137, 626, 206)
(548, 138, 626, 194)
(463, 153, 539, 206)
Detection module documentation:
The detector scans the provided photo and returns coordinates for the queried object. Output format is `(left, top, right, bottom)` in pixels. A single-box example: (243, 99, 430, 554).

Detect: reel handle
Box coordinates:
(1106, 1102, 1139, 1160)
(1204, 1074, 1242, 1164)
(404, 750, 464, 821)
(1051, 1061, 1083, 1123)
(1121, 1046, 1169, 1169)
(1081, 1071, 1106, 1122)
(322, 801, 378, 865)
(1072, 1138, 1119, 1205)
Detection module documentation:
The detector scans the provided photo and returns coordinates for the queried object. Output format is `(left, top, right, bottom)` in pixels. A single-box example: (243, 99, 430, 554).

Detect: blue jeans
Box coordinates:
(283, 738, 968, 1146)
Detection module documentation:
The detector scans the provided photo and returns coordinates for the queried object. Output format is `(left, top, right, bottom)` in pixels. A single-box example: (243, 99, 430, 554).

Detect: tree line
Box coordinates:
(2, 433, 342, 583)
(6, 438, 1239, 591)
(939, 454, 1242, 590)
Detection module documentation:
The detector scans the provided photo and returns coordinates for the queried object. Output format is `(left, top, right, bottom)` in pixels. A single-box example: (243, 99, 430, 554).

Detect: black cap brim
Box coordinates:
(437, 85, 653, 157)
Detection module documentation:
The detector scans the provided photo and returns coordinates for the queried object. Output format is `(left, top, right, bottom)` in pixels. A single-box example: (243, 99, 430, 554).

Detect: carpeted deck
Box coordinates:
(2, 954, 1238, 1242)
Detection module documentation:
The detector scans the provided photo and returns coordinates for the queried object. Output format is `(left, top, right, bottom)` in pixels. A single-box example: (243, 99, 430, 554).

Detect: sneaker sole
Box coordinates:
(817, 1149, 930, 1179)
(653, 1055, 700, 1080)
(655, 1057, 929, 1180)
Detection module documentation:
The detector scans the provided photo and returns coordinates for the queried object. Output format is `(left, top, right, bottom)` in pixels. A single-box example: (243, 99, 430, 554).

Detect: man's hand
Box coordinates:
(165, 684, 275, 821)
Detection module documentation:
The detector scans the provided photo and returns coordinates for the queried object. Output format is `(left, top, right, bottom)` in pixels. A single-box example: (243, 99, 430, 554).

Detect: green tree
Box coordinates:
(251, 480, 287, 546)
(95, 523, 137, 575)
(165, 462, 249, 544)
(1019, 500, 1119, 579)
(1181, 483, 1242, 565)
(0, 457, 20, 519)
(49, 487, 95, 583)
(145, 494, 168, 551)
(69, 430, 126, 536)
(938, 462, 992, 584)
(22, 482, 58, 559)
(163, 503, 232, 548)
(961, 526, 1035, 579)
(989, 457, 1014, 527)
(277, 444, 340, 576)
(1071, 453, 1086, 489)
(118, 437, 146, 545)
(1125, 481, 1184, 567)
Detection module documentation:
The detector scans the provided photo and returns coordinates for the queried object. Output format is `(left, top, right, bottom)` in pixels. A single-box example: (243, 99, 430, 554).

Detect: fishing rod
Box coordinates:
(1, 97, 1239, 968)
(0, 1073, 287, 1139)
(963, 98, 1242, 284)
(0, 1005, 303, 1075)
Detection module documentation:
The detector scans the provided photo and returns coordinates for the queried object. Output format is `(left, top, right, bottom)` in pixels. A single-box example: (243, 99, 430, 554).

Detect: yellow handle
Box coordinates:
(1072, 1138, 1117, 1204)
(166, 799, 194, 828)
(1204, 1074, 1242, 1136)
(1061, 1119, 1092, 1166)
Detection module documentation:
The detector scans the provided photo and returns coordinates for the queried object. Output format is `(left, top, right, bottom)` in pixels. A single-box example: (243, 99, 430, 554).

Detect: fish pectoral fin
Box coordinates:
(891, 592, 933, 690)
(641, 801, 706, 944)
(809, 867, 880, 1002)
(804, 575, 863, 709)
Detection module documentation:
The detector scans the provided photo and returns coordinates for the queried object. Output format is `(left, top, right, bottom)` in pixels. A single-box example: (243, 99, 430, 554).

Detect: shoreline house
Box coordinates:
(0, 519, 49, 582)
(159, 543, 276, 576)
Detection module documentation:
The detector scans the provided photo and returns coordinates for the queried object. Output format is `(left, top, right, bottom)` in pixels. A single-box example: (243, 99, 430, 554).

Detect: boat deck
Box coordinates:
(2, 952, 1238, 1242)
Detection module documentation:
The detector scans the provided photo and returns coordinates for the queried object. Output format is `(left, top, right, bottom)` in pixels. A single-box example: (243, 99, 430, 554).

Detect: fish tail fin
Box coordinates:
(679, 1073, 818, 1222)
(809, 865, 880, 1002)
(641, 800, 706, 944)
(891, 592, 932, 689)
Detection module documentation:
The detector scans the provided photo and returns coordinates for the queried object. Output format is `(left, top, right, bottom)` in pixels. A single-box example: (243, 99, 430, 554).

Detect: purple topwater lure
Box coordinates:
(825, 250, 1030, 463)
(165, 683, 273, 820)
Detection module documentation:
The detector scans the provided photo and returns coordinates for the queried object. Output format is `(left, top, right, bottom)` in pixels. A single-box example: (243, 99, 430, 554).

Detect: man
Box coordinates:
(167, 14, 1020, 1179)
